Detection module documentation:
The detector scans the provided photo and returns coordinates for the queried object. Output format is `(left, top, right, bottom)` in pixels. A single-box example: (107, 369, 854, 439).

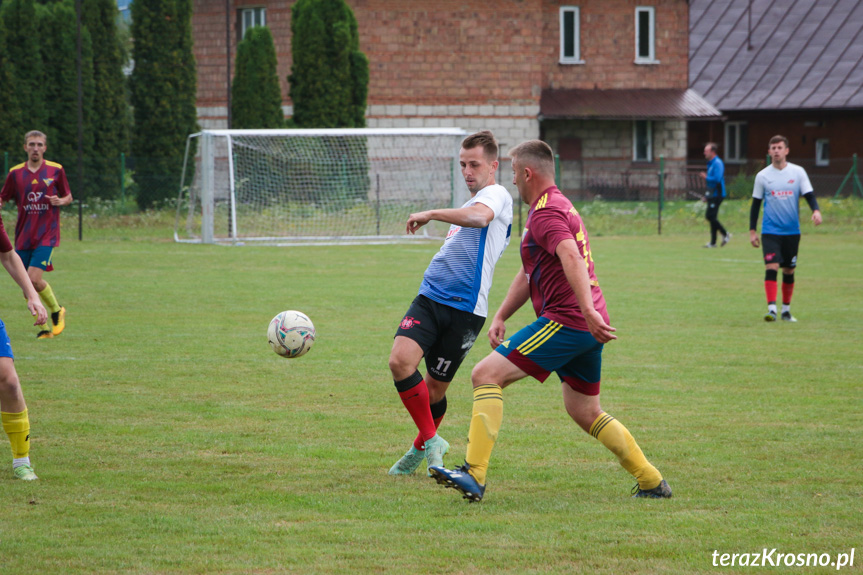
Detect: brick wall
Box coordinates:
(193, 0, 689, 147)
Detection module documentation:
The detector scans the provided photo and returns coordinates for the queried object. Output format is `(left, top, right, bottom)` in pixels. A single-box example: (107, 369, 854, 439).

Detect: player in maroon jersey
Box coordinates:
(0, 131, 73, 339)
(430, 140, 670, 501)
(0, 209, 47, 480)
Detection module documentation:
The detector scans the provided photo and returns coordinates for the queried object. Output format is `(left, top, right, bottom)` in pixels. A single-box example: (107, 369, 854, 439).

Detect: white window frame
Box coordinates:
(816, 139, 830, 167)
(725, 121, 747, 164)
(632, 120, 653, 162)
(240, 7, 266, 40)
(635, 6, 659, 64)
(559, 6, 584, 65)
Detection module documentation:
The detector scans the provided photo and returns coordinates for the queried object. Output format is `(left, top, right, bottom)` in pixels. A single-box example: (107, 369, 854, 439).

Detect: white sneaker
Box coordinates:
(721, 233, 732, 247)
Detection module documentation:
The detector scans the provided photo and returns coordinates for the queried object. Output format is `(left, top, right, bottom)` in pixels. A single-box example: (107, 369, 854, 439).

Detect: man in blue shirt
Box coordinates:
(750, 135, 822, 322)
(700, 142, 730, 248)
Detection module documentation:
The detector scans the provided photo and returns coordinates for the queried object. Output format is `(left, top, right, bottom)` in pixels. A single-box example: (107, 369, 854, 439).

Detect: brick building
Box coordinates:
(689, 0, 863, 196)
(192, 1, 719, 195)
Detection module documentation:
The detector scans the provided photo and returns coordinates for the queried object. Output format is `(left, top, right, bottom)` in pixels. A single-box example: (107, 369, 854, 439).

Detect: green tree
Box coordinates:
(81, 0, 130, 200)
(0, 0, 48, 136)
(288, 0, 368, 128)
(232, 26, 284, 129)
(130, 0, 198, 210)
(287, 0, 369, 208)
(37, 0, 95, 195)
(0, 13, 21, 161)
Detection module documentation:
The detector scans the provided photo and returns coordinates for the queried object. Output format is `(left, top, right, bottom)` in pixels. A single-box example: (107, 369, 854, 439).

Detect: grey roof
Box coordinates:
(690, 0, 863, 111)
(540, 88, 721, 120)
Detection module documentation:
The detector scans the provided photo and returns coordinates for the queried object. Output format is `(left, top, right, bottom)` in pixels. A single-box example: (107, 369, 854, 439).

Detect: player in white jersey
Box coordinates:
(388, 131, 513, 476)
(750, 135, 822, 322)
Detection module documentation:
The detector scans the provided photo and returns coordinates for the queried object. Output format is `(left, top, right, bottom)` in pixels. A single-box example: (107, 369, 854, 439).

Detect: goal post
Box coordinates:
(174, 128, 470, 245)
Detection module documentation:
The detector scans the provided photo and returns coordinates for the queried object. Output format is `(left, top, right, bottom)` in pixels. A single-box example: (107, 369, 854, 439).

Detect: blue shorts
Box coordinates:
(495, 316, 603, 395)
(17, 246, 54, 271)
(0, 319, 14, 359)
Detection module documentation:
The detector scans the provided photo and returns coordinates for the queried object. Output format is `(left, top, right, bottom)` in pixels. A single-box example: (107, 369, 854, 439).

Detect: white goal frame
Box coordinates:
(174, 128, 469, 245)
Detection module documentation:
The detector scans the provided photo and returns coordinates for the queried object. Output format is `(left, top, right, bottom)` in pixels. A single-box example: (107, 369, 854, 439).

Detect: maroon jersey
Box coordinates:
(0, 213, 14, 253)
(521, 186, 609, 331)
(0, 160, 71, 250)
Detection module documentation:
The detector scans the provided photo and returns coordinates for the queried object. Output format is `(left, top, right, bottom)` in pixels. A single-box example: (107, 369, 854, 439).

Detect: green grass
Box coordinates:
(1, 200, 861, 574)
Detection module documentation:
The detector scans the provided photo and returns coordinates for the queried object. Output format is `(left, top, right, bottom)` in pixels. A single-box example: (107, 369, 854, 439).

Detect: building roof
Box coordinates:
(690, 0, 863, 111)
(539, 88, 722, 121)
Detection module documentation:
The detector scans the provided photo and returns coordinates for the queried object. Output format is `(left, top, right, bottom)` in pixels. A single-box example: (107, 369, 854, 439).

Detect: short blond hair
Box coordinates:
(509, 140, 555, 178)
(24, 130, 47, 145)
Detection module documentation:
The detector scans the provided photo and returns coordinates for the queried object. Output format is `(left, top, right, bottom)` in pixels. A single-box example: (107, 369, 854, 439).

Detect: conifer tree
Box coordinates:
(130, 0, 198, 209)
(37, 0, 95, 193)
(232, 26, 284, 129)
(0, 0, 48, 136)
(288, 0, 368, 128)
(0, 13, 21, 162)
(82, 0, 130, 200)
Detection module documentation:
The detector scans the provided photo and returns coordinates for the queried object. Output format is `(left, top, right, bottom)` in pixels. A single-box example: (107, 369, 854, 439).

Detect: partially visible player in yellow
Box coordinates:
(0, 130, 73, 339)
(0, 198, 47, 480)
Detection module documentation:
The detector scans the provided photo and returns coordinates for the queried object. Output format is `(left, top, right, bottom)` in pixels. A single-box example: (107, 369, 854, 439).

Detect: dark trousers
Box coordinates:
(705, 198, 727, 244)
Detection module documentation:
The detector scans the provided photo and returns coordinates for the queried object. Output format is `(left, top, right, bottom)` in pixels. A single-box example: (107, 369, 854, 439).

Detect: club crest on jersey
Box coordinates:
(42, 178, 54, 187)
(788, 179, 795, 184)
(400, 316, 421, 330)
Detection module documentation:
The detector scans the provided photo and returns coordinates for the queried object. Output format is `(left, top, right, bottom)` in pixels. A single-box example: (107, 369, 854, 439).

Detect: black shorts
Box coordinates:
(395, 295, 485, 382)
(761, 234, 800, 268)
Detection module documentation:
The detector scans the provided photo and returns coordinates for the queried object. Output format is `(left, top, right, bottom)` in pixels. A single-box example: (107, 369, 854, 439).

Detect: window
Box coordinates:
(635, 6, 658, 64)
(559, 6, 583, 64)
(239, 7, 266, 40)
(725, 121, 748, 163)
(816, 139, 830, 167)
(633, 120, 653, 162)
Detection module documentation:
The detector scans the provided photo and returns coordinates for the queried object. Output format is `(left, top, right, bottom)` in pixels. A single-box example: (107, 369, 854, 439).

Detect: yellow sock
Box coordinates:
(590, 412, 662, 490)
(2, 409, 31, 459)
(38, 283, 61, 314)
(464, 384, 503, 485)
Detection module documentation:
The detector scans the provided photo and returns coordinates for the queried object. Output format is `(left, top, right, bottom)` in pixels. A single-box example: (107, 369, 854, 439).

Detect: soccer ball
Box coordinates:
(267, 310, 316, 358)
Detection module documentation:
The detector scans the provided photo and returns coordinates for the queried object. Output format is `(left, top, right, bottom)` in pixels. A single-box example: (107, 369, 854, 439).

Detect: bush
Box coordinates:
(727, 172, 755, 199)
(231, 27, 285, 129)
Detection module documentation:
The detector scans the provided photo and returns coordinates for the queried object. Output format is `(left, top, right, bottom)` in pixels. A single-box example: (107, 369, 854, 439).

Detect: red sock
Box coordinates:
(397, 379, 437, 444)
(782, 282, 794, 305)
(413, 414, 445, 450)
(765, 280, 777, 304)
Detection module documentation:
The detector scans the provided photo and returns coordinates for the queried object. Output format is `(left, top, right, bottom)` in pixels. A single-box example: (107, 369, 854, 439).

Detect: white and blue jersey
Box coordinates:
(419, 184, 513, 317)
(753, 162, 814, 235)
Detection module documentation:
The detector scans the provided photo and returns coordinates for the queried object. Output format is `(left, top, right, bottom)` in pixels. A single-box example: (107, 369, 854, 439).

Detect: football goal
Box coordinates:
(174, 128, 470, 245)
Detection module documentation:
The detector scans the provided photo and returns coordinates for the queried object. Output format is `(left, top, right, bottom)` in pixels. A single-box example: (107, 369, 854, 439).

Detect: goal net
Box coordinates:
(174, 128, 470, 245)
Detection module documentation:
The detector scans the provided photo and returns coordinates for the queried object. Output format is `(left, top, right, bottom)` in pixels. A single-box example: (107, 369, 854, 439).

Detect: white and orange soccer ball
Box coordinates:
(267, 310, 316, 358)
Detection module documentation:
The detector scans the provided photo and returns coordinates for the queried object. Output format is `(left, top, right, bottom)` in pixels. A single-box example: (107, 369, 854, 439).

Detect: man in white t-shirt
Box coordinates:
(388, 130, 513, 476)
(750, 135, 822, 322)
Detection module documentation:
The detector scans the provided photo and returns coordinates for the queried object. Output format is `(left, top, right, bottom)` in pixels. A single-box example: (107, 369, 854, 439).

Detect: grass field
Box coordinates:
(1, 200, 861, 574)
